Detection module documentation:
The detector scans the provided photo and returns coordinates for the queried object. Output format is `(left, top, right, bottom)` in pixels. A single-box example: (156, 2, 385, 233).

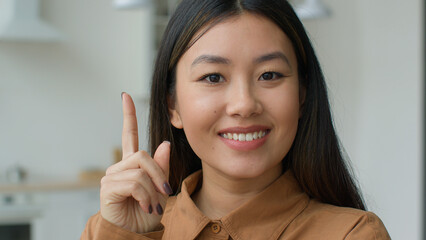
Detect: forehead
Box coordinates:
(178, 13, 297, 67)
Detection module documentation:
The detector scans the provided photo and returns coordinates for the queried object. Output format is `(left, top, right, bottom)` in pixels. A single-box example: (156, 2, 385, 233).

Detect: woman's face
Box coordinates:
(170, 13, 301, 179)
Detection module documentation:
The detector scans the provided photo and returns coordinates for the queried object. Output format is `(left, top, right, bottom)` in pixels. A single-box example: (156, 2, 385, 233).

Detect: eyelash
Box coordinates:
(259, 71, 284, 81)
(199, 73, 224, 84)
(199, 71, 284, 84)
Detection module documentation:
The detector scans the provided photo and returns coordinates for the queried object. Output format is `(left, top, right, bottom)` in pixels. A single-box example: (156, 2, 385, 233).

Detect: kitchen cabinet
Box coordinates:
(0, 182, 100, 240)
(32, 189, 99, 240)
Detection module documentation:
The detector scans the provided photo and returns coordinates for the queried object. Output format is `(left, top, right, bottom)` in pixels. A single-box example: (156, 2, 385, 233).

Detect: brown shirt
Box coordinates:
(81, 171, 390, 240)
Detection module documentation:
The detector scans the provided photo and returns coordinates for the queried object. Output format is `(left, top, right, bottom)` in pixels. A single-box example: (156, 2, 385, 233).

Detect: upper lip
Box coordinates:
(218, 125, 270, 134)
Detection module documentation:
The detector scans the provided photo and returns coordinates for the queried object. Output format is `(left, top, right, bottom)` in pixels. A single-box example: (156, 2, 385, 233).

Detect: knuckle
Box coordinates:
(105, 165, 116, 175)
(129, 182, 140, 191)
(126, 128, 138, 136)
(136, 150, 150, 159)
(132, 187, 149, 204)
(134, 151, 143, 159)
(134, 169, 147, 179)
(100, 183, 110, 195)
(100, 176, 109, 185)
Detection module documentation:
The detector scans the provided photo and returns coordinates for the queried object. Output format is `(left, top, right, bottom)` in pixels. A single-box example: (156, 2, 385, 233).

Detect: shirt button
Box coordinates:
(211, 223, 221, 234)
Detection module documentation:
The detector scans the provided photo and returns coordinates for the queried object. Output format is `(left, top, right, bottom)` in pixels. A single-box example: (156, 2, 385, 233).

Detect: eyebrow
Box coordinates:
(191, 55, 230, 67)
(254, 52, 291, 68)
(191, 51, 291, 69)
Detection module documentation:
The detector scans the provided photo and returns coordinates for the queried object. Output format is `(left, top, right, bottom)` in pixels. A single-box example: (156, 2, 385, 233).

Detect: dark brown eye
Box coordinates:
(205, 74, 223, 83)
(259, 72, 283, 81)
(261, 72, 274, 80)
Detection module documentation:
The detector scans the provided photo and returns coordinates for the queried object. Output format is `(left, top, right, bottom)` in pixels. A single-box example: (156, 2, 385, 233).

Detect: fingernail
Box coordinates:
(163, 140, 171, 145)
(163, 182, 173, 195)
(156, 204, 163, 215)
(148, 204, 153, 214)
(121, 92, 125, 100)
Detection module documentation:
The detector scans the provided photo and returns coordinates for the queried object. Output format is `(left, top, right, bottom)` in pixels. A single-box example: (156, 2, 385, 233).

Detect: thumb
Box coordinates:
(153, 141, 171, 181)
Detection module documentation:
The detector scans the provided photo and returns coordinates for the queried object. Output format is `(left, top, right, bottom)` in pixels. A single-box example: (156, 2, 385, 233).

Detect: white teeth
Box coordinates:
(221, 130, 267, 142)
(238, 134, 245, 141)
(246, 133, 253, 141)
(233, 133, 238, 140)
(253, 132, 258, 139)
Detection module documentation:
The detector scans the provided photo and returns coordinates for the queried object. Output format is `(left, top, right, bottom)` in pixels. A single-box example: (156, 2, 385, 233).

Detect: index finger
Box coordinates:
(121, 92, 139, 158)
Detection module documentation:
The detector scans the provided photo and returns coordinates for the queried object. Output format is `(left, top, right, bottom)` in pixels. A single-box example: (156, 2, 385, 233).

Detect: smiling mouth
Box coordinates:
(219, 130, 270, 142)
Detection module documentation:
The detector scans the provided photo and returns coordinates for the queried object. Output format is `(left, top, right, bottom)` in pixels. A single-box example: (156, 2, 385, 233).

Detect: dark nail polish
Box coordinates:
(148, 204, 153, 214)
(156, 204, 163, 215)
(163, 182, 173, 195)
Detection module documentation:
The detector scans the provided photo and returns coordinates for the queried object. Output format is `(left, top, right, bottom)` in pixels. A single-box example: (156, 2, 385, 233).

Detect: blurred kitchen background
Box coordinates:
(0, 0, 423, 239)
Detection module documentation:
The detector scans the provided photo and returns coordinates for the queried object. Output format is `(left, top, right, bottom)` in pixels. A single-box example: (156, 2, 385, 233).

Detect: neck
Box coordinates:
(192, 165, 282, 220)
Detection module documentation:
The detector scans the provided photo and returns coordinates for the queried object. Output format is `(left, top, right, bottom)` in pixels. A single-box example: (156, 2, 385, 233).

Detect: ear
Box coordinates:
(168, 95, 183, 129)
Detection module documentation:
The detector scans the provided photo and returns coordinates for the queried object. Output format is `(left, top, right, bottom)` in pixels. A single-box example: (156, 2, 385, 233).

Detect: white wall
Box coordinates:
(303, 0, 423, 239)
(0, 0, 153, 179)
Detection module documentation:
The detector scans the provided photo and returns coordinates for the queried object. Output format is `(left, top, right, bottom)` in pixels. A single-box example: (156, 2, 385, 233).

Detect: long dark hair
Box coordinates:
(149, 0, 366, 210)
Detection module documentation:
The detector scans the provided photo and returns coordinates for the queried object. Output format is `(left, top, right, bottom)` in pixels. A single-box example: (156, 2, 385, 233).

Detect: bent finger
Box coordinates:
(106, 150, 151, 175)
(106, 150, 171, 196)
(102, 169, 160, 207)
(153, 141, 171, 181)
(101, 180, 152, 214)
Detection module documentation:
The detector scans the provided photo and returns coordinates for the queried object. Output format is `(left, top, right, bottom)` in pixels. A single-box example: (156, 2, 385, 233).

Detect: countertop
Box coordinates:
(0, 179, 100, 193)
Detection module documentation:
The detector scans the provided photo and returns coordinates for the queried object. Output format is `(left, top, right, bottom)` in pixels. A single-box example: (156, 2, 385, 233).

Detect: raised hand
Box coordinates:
(100, 92, 172, 233)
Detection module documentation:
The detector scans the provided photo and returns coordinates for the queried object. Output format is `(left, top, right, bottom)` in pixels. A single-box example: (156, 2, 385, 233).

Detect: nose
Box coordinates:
(225, 79, 263, 118)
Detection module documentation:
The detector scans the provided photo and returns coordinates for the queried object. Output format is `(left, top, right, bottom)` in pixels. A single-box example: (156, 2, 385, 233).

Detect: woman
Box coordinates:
(82, 0, 390, 239)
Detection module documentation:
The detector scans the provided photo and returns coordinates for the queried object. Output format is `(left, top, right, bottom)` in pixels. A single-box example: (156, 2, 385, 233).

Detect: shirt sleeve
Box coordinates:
(80, 212, 164, 240)
(345, 212, 391, 240)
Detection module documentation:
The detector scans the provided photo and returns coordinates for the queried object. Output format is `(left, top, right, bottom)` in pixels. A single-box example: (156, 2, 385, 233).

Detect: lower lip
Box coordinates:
(219, 133, 269, 151)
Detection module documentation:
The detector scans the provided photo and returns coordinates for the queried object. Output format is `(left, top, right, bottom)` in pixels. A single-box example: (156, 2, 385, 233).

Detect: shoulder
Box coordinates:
(284, 199, 390, 239)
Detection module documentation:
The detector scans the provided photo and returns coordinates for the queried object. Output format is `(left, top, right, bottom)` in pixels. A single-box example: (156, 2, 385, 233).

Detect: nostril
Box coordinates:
(226, 99, 262, 118)
(225, 84, 263, 117)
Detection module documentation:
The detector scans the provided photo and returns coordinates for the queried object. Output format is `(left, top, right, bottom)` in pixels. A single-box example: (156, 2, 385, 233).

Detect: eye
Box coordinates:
(259, 72, 283, 81)
(201, 73, 224, 84)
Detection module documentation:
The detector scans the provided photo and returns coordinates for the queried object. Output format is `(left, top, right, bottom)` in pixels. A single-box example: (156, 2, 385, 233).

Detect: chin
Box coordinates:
(219, 162, 278, 180)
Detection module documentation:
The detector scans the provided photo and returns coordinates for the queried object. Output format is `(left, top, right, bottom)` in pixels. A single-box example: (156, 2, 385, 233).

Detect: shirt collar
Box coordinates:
(167, 170, 310, 240)
(166, 171, 210, 239)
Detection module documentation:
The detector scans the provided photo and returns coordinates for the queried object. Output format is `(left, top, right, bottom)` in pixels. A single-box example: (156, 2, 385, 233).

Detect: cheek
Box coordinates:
(264, 86, 300, 120)
(263, 85, 301, 151)
(178, 94, 222, 160)
(177, 90, 222, 138)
